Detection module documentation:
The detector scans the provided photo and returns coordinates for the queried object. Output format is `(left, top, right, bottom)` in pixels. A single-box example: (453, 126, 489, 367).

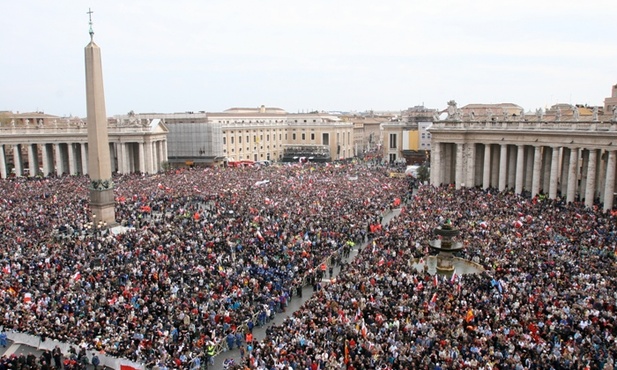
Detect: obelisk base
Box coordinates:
(90, 188, 116, 226)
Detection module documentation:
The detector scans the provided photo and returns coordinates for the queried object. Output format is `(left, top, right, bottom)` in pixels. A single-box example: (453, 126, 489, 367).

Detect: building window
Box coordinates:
(311, 133, 315, 140)
(266, 135, 269, 141)
(239, 136, 242, 144)
(292, 133, 296, 140)
(389, 153, 396, 162)
(223, 137, 226, 145)
(230, 137, 234, 144)
(389, 133, 397, 149)
(301, 133, 306, 141)
(279, 134, 282, 141)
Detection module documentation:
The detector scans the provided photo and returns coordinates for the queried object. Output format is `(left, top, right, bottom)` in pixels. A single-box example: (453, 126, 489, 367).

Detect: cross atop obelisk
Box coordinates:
(85, 8, 116, 225)
(87, 8, 94, 41)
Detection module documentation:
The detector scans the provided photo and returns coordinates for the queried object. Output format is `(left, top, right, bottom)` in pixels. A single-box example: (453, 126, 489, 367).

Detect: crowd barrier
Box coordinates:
(5, 331, 145, 370)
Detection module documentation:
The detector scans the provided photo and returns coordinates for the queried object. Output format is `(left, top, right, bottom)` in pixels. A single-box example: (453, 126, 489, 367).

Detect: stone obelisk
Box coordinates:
(85, 9, 115, 225)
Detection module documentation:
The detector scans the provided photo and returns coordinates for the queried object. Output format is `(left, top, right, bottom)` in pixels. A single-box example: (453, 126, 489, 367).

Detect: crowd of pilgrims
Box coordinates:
(1, 161, 616, 369)
(232, 184, 617, 370)
(0, 163, 403, 369)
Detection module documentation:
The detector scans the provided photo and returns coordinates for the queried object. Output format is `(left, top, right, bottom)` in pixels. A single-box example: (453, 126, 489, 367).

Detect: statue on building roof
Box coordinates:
(593, 106, 599, 122)
(536, 108, 543, 122)
(446, 100, 460, 121)
(486, 108, 494, 121)
(555, 107, 562, 122)
(612, 106, 617, 122)
(432, 110, 440, 122)
(572, 106, 580, 122)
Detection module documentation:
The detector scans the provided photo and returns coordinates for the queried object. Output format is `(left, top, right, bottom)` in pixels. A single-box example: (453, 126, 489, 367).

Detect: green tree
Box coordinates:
(417, 164, 430, 183)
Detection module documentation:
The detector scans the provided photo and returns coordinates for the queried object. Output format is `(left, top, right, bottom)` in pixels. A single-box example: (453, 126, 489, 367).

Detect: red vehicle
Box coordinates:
(227, 160, 255, 168)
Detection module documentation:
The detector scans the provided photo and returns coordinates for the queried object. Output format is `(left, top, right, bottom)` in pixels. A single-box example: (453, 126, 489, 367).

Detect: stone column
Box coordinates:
(154, 141, 161, 172)
(603, 150, 616, 211)
(81, 143, 89, 175)
(566, 148, 579, 203)
(498, 144, 508, 191)
(455, 143, 464, 189)
(549, 147, 560, 199)
(153, 141, 159, 172)
(430, 142, 442, 186)
(531, 146, 542, 197)
(116, 143, 124, 174)
(55, 144, 64, 175)
(524, 146, 534, 190)
(507, 146, 517, 189)
(515, 145, 525, 194)
(42, 144, 52, 176)
(28, 144, 39, 177)
(162, 140, 168, 162)
(598, 151, 608, 204)
(585, 149, 597, 208)
(483, 144, 491, 189)
(13, 145, 23, 177)
(109, 143, 116, 173)
(466, 143, 476, 188)
(560, 148, 570, 196)
(138, 142, 146, 173)
(0, 145, 7, 178)
(541, 147, 552, 193)
(67, 143, 77, 175)
(579, 150, 589, 202)
(144, 140, 153, 174)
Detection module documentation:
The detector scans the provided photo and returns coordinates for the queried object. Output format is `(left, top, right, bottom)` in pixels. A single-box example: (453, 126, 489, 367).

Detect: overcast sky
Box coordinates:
(2, 0, 616, 117)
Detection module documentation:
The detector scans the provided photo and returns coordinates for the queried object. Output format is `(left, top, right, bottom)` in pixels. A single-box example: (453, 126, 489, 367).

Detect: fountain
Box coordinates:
(428, 219, 464, 273)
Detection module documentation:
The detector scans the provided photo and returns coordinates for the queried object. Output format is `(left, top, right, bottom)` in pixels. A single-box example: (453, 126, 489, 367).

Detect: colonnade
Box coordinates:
(431, 142, 617, 210)
(0, 139, 168, 178)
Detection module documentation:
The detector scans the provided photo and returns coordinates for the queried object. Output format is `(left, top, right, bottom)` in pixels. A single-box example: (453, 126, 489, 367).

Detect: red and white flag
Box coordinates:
(450, 271, 458, 284)
(72, 271, 81, 281)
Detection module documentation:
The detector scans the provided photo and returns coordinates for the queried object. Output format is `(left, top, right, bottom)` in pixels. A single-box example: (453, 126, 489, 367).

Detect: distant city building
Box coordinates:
(380, 106, 436, 164)
(604, 84, 617, 113)
(116, 106, 354, 166)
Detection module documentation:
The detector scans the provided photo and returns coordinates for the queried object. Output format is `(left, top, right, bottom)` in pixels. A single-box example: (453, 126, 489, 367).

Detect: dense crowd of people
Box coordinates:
(2, 160, 617, 369)
(0, 162, 406, 368)
(236, 185, 617, 369)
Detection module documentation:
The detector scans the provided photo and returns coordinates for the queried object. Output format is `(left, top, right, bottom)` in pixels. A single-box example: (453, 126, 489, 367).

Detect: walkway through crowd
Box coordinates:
(212, 208, 403, 369)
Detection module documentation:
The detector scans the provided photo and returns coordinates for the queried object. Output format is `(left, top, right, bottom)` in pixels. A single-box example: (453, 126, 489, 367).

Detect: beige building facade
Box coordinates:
(429, 98, 617, 210)
(0, 114, 168, 178)
(119, 106, 354, 164)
